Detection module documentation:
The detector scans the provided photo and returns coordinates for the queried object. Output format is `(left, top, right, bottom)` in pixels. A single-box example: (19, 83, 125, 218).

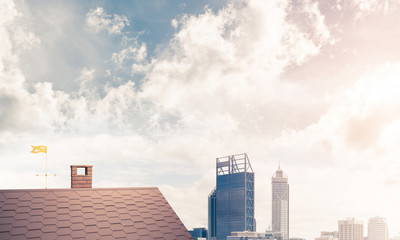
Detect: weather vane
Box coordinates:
(31, 145, 56, 189)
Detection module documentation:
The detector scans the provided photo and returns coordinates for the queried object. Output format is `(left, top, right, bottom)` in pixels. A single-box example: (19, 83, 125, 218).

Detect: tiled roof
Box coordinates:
(0, 187, 193, 240)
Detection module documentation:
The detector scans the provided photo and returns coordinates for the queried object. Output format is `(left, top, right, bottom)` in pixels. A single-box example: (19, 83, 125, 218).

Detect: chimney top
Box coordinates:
(71, 165, 93, 188)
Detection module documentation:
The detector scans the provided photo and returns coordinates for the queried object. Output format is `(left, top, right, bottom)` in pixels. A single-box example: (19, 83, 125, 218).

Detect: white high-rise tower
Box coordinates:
(338, 218, 363, 240)
(271, 165, 289, 240)
(368, 216, 388, 240)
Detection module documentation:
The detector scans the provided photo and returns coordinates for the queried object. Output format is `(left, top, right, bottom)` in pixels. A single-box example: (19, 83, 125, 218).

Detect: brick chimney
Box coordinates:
(71, 165, 93, 188)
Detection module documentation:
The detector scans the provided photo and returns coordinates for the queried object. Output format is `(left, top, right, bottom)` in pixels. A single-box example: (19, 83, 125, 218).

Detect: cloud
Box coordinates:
(171, 18, 179, 29)
(86, 7, 129, 35)
(2, 0, 333, 138)
(346, 109, 390, 150)
(111, 44, 147, 66)
(351, 0, 398, 17)
(134, 0, 332, 141)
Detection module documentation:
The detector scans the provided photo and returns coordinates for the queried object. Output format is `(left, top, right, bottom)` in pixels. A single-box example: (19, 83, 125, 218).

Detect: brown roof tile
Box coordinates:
(70, 223, 85, 231)
(25, 229, 42, 238)
(0, 187, 192, 240)
(27, 215, 42, 223)
(26, 222, 43, 230)
(125, 232, 141, 239)
(0, 224, 13, 232)
(16, 201, 31, 207)
(86, 232, 101, 240)
(2, 211, 16, 217)
(12, 220, 28, 227)
(0, 232, 11, 239)
(30, 209, 44, 216)
(42, 225, 57, 233)
(9, 226, 27, 235)
(98, 227, 112, 236)
(111, 230, 126, 238)
(19, 193, 33, 201)
(42, 232, 58, 239)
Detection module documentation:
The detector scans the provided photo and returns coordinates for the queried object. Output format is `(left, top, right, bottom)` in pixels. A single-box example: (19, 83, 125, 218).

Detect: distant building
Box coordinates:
(271, 165, 289, 240)
(208, 189, 217, 240)
(189, 227, 208, 240)
(339, 218, 364, 240)
(321, 231, 339, 238)
(316, 231, 339, 240)
(265, 229, 280, 240)
(228, 231, 272, 240)
(0, 165, 193, 240)
(368, 216, 388, 240)
(208, 153, 255, 240)
(265, 230, 278, 240)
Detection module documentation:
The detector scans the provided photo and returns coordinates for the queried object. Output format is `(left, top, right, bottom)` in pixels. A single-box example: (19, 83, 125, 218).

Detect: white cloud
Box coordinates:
(111, 43, 147, 66)
(11, 27, 40, 51)
(137, 0, 331, 138)
(352, 0, 392, 16)
(86, 7, 129, 35)
(171, 18, 179, 29)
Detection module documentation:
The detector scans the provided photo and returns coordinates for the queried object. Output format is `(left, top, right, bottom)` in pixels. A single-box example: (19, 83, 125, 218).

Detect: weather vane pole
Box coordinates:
(31, 145, 56, 189)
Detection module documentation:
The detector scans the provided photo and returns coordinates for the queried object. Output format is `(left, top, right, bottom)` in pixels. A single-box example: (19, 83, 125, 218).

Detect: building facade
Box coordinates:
(315, 237, 338, 240)
(271, 166, 289, 240)
(368, 216, 388, 240)
(228, 231, 273, 240)
(338, 218, 364, 240)
(189, 227, 208, 240)
(208, 153, 255, 240)
(315, 231, 339, 240)
(208, 189, 217, 239)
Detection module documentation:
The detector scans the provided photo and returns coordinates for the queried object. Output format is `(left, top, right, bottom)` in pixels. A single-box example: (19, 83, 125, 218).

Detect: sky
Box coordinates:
(1, 0, 400, 239)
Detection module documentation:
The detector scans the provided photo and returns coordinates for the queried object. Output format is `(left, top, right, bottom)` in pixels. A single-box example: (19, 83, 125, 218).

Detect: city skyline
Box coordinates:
(2, 0, 400, 239)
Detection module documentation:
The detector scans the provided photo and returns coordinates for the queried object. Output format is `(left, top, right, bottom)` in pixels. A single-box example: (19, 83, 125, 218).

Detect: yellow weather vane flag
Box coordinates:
(31, 145, 47, 154)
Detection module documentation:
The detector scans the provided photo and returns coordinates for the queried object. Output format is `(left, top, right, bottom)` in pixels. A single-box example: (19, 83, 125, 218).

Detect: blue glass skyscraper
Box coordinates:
(189, 228, 208, 240)
(208, 153, 255, 240)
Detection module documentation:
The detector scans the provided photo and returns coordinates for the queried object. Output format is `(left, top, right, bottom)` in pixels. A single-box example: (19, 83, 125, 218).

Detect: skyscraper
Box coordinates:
(338, 218, 364, 240)
(271, 165, 289, 240)
(368, 216, 388, 240)
(208, 189, 217, 239)
(208, 153, 255, 240)
(189, 227, 208, 240)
